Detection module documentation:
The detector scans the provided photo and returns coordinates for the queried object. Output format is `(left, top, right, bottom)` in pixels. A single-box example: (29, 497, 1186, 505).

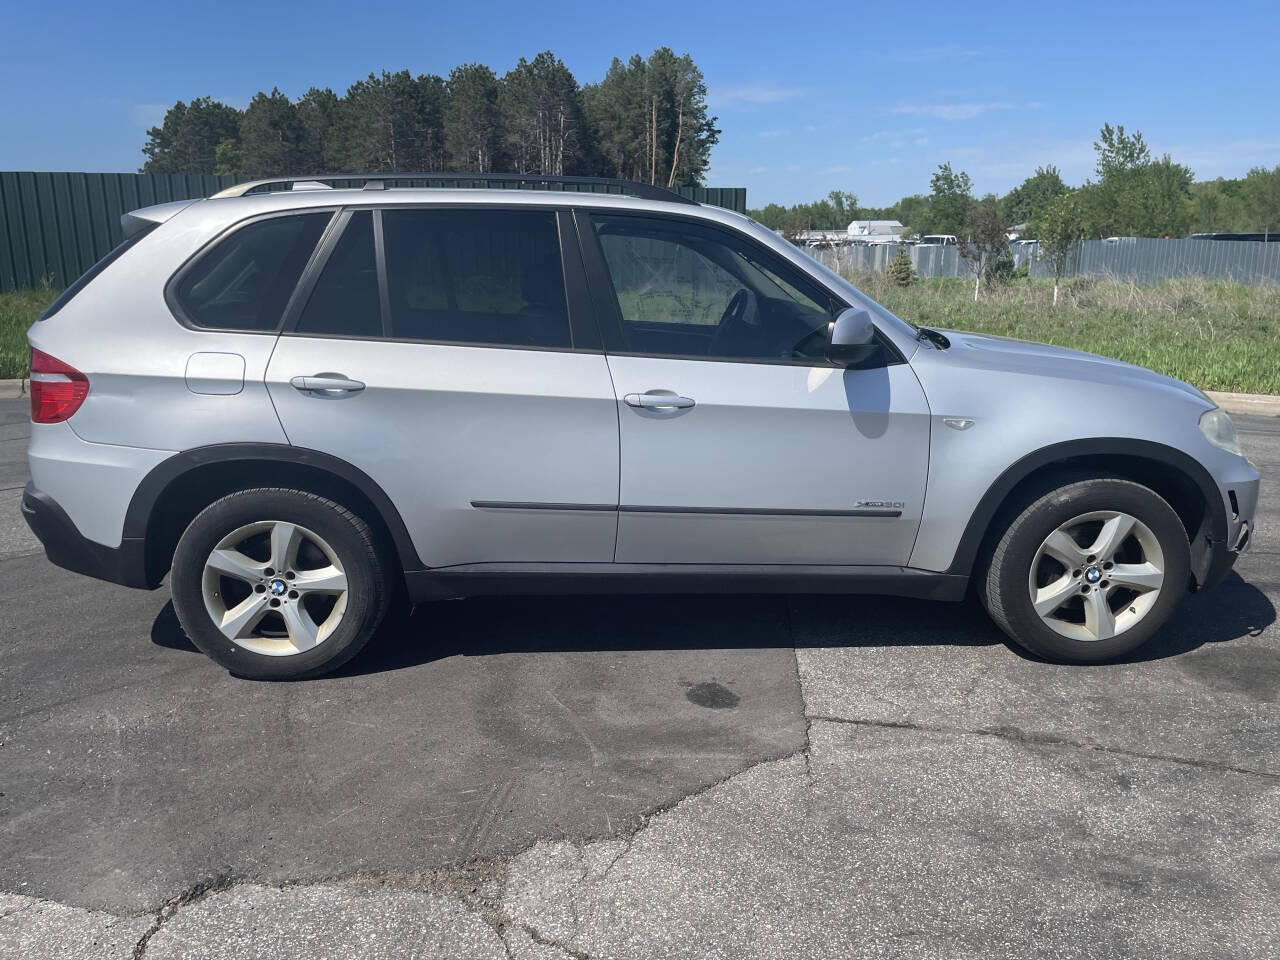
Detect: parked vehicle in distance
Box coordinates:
(23, 175, 1258, 679)
(1188, 232, 1280, 243)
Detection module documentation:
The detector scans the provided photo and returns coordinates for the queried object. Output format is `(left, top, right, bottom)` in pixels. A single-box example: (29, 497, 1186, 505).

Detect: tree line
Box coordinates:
(750, 123, 1280, 241)
(141, 48, 720, 186)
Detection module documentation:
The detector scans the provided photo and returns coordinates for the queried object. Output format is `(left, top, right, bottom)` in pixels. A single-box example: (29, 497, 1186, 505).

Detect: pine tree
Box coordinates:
(886, 248, 916, 287)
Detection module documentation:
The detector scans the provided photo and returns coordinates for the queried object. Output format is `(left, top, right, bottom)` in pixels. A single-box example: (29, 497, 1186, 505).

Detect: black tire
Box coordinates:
(982, 477, 1190, 663)
(171, 488, 390, 680)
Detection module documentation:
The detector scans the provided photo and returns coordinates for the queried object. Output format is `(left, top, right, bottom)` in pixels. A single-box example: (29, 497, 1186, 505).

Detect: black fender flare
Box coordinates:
(123, 443, 425, 575)
(943, 437, 1227, 579)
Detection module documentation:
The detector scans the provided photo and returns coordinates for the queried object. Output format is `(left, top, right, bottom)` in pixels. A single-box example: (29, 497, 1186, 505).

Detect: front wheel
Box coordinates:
(982, 478, 1190, 662)
(171, 488, 390, 680)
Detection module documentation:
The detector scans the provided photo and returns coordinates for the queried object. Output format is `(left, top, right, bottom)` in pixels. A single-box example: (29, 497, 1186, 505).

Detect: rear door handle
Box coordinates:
(623, 391, 695, 410)
(290, 374, 365, 395)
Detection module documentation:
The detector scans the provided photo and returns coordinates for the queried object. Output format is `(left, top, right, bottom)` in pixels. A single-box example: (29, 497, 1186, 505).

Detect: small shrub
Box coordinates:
(984, 252, 1015, 287)
(886, 248, 916, 287)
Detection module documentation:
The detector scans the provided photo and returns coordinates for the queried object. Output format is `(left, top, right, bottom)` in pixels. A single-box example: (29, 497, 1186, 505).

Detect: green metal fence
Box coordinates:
(0, 172, 746, 292)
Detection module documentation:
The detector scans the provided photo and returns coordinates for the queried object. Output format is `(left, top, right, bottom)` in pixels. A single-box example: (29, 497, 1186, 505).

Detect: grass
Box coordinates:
(0, 287, 57, 379)
(2, 276, 1277, 393)
(843, 274, 1280, 395)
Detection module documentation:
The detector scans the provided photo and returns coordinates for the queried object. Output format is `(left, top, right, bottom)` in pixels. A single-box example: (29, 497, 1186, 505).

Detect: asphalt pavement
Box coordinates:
(1, 394, 1276, 959)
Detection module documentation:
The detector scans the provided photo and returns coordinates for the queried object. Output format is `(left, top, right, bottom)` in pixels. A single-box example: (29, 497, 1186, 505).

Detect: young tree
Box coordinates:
(957, 195, 1007, 301)
(445, 64, 504, 172)
(886, 247, 916, 287)
(141, 98, 243, 174)
(1035, 191, 1085, 305)
(928, 163, 973, 236)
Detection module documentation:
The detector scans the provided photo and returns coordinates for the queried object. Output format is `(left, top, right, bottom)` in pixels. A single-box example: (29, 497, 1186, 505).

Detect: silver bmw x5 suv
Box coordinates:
(22, 174, 1258, 679)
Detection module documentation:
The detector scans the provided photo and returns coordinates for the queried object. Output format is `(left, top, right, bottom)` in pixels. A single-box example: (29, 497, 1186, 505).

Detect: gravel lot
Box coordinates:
(1, 395, 1276, 959)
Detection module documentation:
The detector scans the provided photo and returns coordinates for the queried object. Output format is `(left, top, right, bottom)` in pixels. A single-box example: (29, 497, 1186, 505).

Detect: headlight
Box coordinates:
(1199, 408, 1243, 457)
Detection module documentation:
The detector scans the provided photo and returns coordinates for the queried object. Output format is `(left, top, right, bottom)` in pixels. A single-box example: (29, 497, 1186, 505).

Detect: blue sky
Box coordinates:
(1, 0, 1276, 206)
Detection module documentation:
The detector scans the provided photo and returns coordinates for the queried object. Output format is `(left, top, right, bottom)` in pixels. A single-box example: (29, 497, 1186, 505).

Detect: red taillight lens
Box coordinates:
(30, 348, 89, 423)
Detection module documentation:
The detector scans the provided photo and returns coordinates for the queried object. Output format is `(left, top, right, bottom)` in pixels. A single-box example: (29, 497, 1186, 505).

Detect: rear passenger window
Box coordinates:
(382, 209, 571, 348)
(174, 213, 329, 331)
(295, 211, 381, 338)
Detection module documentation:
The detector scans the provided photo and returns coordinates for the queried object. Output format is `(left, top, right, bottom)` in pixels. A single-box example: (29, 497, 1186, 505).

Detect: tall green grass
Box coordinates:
(843, 274, 1280, 395)
(1, 276, 1277, 393)
(0, 288, 57, 379)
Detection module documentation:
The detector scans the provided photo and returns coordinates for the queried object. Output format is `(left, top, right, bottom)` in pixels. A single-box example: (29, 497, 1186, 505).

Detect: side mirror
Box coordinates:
(826, 307, 882, 367)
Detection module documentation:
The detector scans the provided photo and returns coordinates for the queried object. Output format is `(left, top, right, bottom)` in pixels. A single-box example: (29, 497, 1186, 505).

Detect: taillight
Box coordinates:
(30, 348, 89, 423)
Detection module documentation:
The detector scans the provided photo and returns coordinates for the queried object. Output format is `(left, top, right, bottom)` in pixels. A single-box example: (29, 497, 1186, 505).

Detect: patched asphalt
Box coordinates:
(1, 396, 1277, 958)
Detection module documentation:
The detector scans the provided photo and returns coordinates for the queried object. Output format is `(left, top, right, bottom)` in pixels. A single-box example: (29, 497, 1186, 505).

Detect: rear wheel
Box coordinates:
(983, 478, 1190, 662)
(171, 488, 389, 679)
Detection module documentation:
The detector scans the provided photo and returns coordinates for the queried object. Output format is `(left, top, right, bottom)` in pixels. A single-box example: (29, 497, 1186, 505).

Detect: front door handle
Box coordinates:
(623, 391, 695, 410)
(290, 374, 365, 395)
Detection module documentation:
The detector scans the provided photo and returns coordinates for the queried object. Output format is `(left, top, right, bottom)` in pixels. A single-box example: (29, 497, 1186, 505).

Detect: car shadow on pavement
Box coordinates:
(149, 571, 1274, 677)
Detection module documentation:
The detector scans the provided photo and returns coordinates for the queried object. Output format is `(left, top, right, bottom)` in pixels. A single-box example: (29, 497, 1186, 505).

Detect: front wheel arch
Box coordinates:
(948, 439, 1222, 588)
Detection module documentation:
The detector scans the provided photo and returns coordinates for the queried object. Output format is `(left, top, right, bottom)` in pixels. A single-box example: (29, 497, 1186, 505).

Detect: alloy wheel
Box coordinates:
(1027, 510, 1165, 643)
(200, 520, 349, 657)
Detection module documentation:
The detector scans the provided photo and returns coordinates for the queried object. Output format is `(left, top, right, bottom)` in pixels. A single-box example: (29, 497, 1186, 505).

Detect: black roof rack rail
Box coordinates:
(210, 172, 698, 205)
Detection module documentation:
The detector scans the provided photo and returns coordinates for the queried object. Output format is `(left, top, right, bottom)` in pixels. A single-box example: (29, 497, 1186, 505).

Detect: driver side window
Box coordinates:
(591, 214, 839, 362)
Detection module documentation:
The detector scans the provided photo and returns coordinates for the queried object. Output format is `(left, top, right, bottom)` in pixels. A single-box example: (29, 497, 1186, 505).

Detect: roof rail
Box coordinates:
(209, 173, 698, 205)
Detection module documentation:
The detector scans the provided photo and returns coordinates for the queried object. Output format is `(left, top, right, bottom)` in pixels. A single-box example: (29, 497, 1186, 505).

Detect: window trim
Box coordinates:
(277, 202, 600, 355)
(573, 208, 906, 369)
(164, 208, 341, 335)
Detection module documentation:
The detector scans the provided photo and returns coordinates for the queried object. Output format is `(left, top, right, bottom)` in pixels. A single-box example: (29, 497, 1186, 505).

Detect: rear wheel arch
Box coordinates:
(124, 444, 423, 587)
(949, 439, 1224, 584)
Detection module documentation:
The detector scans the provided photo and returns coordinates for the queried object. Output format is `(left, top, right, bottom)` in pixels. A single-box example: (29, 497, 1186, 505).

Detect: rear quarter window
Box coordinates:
(172, 212, 331, 331)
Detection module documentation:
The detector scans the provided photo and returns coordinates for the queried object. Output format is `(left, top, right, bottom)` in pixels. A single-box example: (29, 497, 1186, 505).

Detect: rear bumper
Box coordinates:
(20, 482, 151, 589)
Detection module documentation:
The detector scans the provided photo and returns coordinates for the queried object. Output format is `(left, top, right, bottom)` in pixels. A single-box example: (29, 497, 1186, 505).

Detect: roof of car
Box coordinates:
(180, 183, 759, 236)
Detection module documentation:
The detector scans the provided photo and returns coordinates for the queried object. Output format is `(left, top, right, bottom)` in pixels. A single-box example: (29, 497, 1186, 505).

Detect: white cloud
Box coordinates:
(708, 82, 807, 109)
(892, 102, 1015, 121)
(757, 129, 790, 139)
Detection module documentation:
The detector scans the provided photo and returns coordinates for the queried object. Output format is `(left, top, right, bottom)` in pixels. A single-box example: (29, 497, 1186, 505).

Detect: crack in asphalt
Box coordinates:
(73, 698, 1273, 959)
(132, 874, 239, 959)
(805, 714, 1280, 780)
(22, 635, 1279, 955)
(520, 922, 592, 959)
(102, 737, 812, 958)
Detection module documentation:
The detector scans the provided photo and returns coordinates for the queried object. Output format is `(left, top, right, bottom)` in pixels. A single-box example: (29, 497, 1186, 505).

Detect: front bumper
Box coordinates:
(20, 482, 151, 589)
(1190, 474, 1258, 592)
